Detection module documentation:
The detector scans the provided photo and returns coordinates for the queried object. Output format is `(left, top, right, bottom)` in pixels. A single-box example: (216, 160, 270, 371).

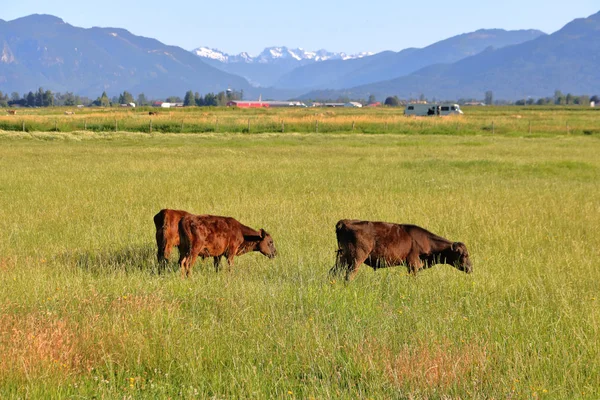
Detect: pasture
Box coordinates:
(0, 117, 599, 398)
(1, 105, 599, 136)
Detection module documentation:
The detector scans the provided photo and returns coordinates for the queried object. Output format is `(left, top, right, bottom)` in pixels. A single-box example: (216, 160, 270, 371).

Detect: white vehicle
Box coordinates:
(404, 103, 463, 116)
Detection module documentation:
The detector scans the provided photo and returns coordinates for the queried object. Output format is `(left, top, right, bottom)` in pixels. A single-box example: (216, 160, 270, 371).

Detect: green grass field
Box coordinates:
(0, 122, 599, 397)
(2, 105, 600, 136)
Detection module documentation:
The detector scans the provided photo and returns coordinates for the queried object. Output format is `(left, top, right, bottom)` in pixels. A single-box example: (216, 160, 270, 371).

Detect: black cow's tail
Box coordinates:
(178, 216, 192, 260)
(330, 220, 349, 278)
(154, 210, 167, 263)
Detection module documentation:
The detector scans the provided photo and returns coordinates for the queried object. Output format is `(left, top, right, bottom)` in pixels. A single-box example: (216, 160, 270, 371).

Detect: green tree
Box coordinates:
(42, 90, 54, 107)
(194, 92, 204, 107)
(367, 94, 377, 104)
(215, 91, 228, 106)
(118, 91, 135, 104)
(35, 88, 44, 107)
(137, 93, 148, 107)
(484, 91, 494, 105)
(26, 91, 35, 107)
(573, 95, 589, 105)
(93, 91, 111, 107)
(183, 90, 195, 106)
(203, 93, 217, 107)
(565, 93, 574, 105)
(554, 90, 565, 105)
(60, 92, 76, 106)
(384, 96, 399, 106)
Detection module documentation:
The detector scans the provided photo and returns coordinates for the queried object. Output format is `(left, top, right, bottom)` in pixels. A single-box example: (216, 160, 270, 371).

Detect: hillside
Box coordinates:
(0, 15, 253, 98)
(277, 29, 545, 90)
(302, 11, 600, 101)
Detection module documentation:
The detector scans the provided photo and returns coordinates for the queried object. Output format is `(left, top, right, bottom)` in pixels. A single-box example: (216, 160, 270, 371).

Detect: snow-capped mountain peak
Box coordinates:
(192, 45, 373, 64)
(192, 47, 229, 62)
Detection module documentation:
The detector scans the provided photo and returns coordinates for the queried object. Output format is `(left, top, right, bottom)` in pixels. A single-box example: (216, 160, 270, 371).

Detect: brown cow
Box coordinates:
(153, 209, 193, 265)
(178, 214, 277, 277)
(7, 110, 17, 115)
(331, 219, 472, 281)
(149, 111, 158, 116)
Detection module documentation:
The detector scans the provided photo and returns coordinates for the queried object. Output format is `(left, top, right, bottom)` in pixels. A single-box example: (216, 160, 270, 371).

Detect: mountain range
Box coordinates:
(272, 29, 545, 90)
(301, 10, 600, 101)
(192, 46, 373, 87)
(0, 14, 254, 99)
(1, 11, 599, 101)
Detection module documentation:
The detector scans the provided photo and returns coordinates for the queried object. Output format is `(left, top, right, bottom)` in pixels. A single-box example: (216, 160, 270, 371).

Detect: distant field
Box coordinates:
(0, 130, 599, 398)
(1, 105, 599, 136)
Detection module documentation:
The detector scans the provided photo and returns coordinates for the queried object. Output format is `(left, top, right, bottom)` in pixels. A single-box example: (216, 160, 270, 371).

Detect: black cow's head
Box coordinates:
(258, 229, 277, 259)
(449, 242, 472, 273)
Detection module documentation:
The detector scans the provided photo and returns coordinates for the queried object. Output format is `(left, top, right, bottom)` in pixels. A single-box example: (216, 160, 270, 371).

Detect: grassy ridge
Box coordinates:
(1, 105, 600, 136)
(0, 132, 599, 398)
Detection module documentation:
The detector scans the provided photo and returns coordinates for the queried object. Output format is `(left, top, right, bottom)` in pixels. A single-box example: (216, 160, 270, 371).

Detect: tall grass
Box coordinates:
(0, 132, 599, 398)
(1, 105, 599, 135)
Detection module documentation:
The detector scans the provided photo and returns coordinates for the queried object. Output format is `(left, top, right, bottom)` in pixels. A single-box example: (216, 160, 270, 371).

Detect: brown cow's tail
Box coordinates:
(154, 210, 167, 263)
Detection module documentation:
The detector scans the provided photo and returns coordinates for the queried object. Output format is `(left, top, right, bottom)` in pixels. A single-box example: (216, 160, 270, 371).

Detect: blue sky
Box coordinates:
(3, 1, 599, 55)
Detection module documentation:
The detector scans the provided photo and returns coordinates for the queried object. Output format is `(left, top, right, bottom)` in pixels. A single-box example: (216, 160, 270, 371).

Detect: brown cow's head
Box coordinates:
(258, 229, 277, 258)
(449, 242, 472, 273)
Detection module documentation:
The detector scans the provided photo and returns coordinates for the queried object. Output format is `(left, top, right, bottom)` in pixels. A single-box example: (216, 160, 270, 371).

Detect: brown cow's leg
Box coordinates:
(345, 249, 369, 281)
(407, 251, 423, 276)
(179, 255, 187, 278)
(164, 242, 173, 262)
(225, 253, 235, 271)
(185, 254, 198, 277)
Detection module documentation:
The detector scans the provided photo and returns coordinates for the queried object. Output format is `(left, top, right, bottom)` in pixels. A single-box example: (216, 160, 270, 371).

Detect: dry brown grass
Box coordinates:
(356, 337, 489, 391)
(0, 312, 96, 381)
(0, 293, 180, 383)
(0, 256, 17, 272)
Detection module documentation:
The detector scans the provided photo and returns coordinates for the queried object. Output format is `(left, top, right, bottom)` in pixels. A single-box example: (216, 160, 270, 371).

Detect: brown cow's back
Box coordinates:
(178, 214, 277, 277)
(336, 219, 414, 269)
(334, 219, 471, 280)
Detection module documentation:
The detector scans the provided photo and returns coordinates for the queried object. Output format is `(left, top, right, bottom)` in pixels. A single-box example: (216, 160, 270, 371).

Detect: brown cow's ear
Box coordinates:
(260, 229, 267, 238)
(451, 242, 460, 252)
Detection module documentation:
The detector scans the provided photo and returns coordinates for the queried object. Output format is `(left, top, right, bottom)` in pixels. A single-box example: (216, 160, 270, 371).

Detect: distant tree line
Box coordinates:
(514, 90, 598, 106)
(0, 87, 247, 108)
(2, 88, 599, 109)
(182, 89, 245, 107)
